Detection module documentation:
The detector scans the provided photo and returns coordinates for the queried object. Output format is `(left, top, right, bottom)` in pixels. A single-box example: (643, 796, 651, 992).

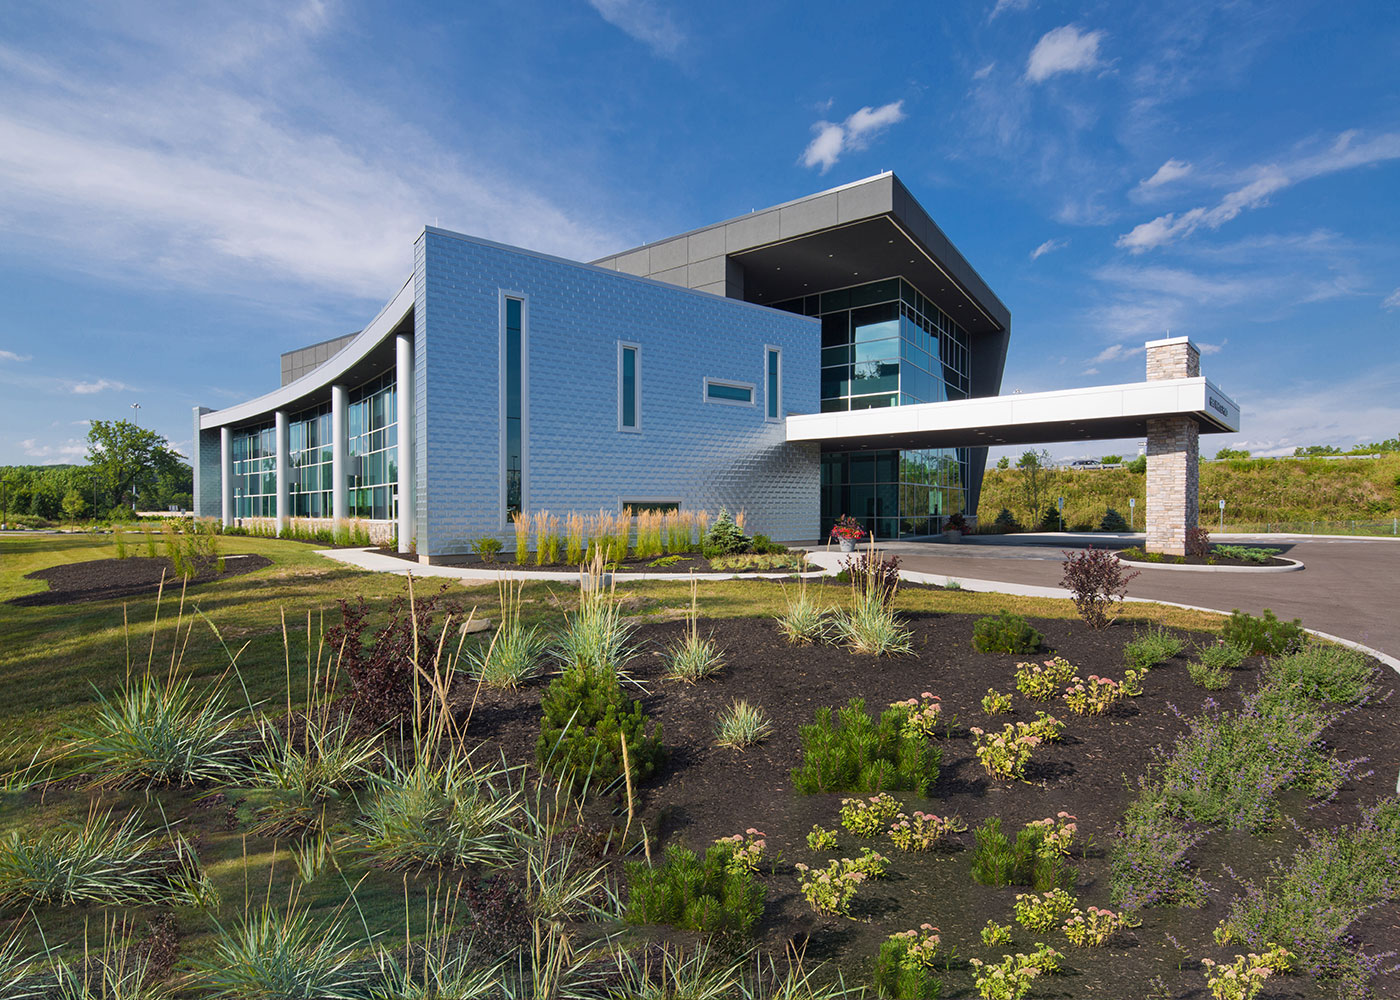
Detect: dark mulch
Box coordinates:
(1119, 547, 1294, 568)
(9, 554, 273, 606)
(454, 610, 1399, 999)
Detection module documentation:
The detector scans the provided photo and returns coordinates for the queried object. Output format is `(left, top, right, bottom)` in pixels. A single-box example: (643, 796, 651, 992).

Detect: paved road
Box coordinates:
(874, 534, 1400, 659)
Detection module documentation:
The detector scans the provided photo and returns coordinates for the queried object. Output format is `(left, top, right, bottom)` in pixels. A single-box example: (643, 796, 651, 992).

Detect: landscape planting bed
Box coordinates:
(455, 611, 1400, 998)
(8, 554, 272, 606)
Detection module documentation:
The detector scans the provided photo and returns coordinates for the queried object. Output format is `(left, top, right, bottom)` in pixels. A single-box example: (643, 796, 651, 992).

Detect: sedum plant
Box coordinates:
(1062, 675, 1123, 714)
(888, 811, 965, 852)
(970, 724, 1040, 781)
(839, 793, 900, 838)
(794, 858, 867, 917)
(1013, 888, 1077, 932)
(982, 688, 1013, 714)
(873, 926, 944, 1000)
(981, 920, 1013, 946)
(1062, 905, 1132, 946)
(806, 825, 839, 851)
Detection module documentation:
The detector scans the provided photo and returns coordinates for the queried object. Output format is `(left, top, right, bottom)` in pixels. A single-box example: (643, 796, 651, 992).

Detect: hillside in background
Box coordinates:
(977, 454, 1400, 530)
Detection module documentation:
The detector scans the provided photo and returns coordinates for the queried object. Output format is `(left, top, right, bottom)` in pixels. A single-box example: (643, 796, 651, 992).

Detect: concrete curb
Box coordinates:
(314, 547, 825, 584)
(1118, 556, 1305, 574)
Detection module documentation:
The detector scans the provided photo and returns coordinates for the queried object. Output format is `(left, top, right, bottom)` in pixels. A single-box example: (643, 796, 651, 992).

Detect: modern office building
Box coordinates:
(193, 172, 1238, 559)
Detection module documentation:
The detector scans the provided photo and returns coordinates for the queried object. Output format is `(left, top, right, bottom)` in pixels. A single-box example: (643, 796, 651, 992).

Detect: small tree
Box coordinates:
(996, 455, 1011, 470)
(1017, 449, 1053, 523)
(1100, 508, 1129, 532)
(61, 489, 87, 522)
(1061, 547, 1140, 629)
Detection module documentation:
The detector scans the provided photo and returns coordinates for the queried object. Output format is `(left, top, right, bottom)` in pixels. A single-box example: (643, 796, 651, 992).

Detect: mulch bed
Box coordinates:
(9, 554, 273, 606)
(454, 610, 1399, 998)
(1118, 547, 1294, 568)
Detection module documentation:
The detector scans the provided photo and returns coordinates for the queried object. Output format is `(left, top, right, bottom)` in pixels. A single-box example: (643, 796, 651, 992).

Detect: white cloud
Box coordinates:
(1025, 26, 1105, 84)
(1198, 339, 1227, 355)
(69, 378, 132, 395)
(1136, 158, 1192, 191)
(800, 100, 906, 173)
(1029, 237, 1067, 260)
(21, 437, 86, 462)
(0, 6, 624, 301)
(587, 0, 683, 57)
(0, 349, 31, 361)
(989, 0, 1033, 20)
(1383, 288, 1400, 310)
(1088, 343, 1145, 365)
(1118, 130, 1400, 252)
(1081, 367, 1100, 376)
(972, 62, 996, 81)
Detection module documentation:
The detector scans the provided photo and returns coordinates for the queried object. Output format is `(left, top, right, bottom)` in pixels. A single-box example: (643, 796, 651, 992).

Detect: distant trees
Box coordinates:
(1101, 454, 1123, 465)
(1215, 447, 1252, 460)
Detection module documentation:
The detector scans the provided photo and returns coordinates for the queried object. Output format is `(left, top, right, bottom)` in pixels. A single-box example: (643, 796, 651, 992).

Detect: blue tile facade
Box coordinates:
(414, 229, 820, 556)
(191, 408, 221, 518)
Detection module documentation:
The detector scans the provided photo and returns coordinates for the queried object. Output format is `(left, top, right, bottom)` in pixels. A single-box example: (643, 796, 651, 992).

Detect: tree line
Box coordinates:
(1, 419, 192, 523)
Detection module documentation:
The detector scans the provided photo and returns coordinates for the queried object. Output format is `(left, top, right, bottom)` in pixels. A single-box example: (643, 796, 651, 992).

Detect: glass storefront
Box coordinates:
(289, 403, 332, 518)
(777, 278, 974, 537)
(348, 371, 397, 521)
(231, 422, 276, 519)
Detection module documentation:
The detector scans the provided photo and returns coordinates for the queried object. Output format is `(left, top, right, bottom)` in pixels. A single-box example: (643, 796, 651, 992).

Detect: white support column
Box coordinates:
(275, 409, 290, 534)
(219, 426, 233, 527)
(395, 333, 415, 554)
(331, 384, 349, 524)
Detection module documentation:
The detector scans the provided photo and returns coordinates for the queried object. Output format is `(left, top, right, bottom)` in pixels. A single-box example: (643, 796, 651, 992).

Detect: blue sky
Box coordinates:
(1, 0, 1397, 467)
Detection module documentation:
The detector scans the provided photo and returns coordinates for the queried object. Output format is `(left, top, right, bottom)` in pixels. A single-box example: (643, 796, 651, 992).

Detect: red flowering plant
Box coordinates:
(829, 515, 867, 542)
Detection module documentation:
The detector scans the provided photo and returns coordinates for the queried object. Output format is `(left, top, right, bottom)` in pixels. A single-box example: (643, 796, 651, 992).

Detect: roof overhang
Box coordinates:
(199, 277, 414, 431)
(785, 377, 1239, 451)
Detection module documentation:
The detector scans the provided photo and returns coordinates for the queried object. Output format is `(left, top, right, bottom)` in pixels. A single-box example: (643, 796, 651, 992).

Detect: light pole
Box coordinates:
(129, 403, 142, 509)
(130, 402, 141, 426)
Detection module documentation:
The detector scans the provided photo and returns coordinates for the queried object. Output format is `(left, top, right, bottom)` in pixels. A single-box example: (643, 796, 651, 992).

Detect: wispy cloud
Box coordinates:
(1135, 158, 1192, 193)
(1118, 130, 1400, 252)
(1030, 237, 1067, 260)
(1383, 288, 1400, 310)
(0, 5, 624, 301)
(800, 100, 906, 172)
(1088, 343, 1145, 365)
(988, 0, 1032, 22)
(1025, 26, 1105, 84)
(972, 62, 996, 81)
(69, 378, 132, 395)
(0, 349, 31, 362)
(587, 0, 683, 57)
(21, 437, 86, 462)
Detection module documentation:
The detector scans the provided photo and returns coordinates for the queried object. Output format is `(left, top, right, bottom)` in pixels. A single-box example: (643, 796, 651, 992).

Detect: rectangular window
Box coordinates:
(618, 341, 640, 431)
(703, 378, 754, 405)
(765, 346, 782, 421)
(622, 500, 680, 514)
(501, 293, 527, 522)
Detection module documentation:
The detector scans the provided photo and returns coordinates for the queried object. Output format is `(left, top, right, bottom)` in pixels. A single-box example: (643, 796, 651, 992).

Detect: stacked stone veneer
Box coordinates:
(1144, 337, 1201, 556)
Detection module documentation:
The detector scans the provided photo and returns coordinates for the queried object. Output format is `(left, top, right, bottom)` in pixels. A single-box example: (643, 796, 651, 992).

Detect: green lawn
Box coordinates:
(0, 532, 1228, 980)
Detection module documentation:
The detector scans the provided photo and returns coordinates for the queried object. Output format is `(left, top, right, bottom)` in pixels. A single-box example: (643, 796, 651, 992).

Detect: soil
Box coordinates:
(9, 554, 273, 606)
(453, 609, 1400, 999)
(1118, 547, 1294, 568)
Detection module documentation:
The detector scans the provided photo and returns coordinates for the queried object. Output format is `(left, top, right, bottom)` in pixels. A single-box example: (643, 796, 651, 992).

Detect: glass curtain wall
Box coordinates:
(777, 278, 973, 537)
(230, 423, 276, 518)
(289, 403, 332, 518)
(348, 371, 397, 520)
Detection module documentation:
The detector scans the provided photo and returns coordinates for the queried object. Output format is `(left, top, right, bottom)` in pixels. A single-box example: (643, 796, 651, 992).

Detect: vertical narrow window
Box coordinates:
(504, 296, 524, 519)
(766, 346, 782, 421)
(619, 342, 640, 431)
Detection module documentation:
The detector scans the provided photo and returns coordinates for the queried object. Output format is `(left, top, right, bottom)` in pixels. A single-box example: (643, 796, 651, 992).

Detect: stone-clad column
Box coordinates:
(275, 409, 290, 534)
(1144, 336, 1201, 556)
(396, 333, 415, 554)
(220, 426, 233, 527)
(331, 384, 349, 523)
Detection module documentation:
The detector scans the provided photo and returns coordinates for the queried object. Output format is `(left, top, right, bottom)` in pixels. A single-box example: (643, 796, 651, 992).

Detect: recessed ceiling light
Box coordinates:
(827, 253, 834, 258)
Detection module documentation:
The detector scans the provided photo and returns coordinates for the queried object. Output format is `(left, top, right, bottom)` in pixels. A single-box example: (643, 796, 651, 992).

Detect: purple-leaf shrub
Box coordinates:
(1060, 547, 1140, 629)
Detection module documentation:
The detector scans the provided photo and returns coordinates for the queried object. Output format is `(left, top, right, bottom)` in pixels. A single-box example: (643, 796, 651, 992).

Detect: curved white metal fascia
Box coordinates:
(199, 275, 415, 431)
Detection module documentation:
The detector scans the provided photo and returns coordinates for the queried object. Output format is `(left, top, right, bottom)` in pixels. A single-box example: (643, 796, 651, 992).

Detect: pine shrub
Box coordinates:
(537, 663, 665, 787)
(701, 508, 751, 558)
(624, 842, 764, 937)
(1099, 507, 1129, 532)
(968, 817, 1073, 891)
(791, 698, 938, 796)
(971, 611, 1042, 654)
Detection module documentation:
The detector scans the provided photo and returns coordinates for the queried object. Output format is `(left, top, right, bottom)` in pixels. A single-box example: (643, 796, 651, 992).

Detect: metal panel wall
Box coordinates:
(415, 230, 821, 556)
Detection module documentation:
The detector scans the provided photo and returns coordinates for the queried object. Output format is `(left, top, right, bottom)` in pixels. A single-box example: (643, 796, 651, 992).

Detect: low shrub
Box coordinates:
(791, 698, 939, 796)
(1258, 644, 1375, 707)
(1061, 547, 1139, 629)
(714, 699, 773, 750)
(470, 536, 503, 562)
(1187, 660, 1231, 690)
(701, 508, 751, 558)
(1123, 625, 1185, 671)
(537, 662, 665, 787)
(1186, 525, 1212, 559)
(1214, 544, 1281, 564)
(625, 841, 765, 937)
(971, 611, 1042, 654)
(750, 533, 787, 555)
(1220, 608, 1306, 656)
(969, 817, 1075, 891)
(873, 927, 944, 999)
(1196, 640, 1248, 671)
